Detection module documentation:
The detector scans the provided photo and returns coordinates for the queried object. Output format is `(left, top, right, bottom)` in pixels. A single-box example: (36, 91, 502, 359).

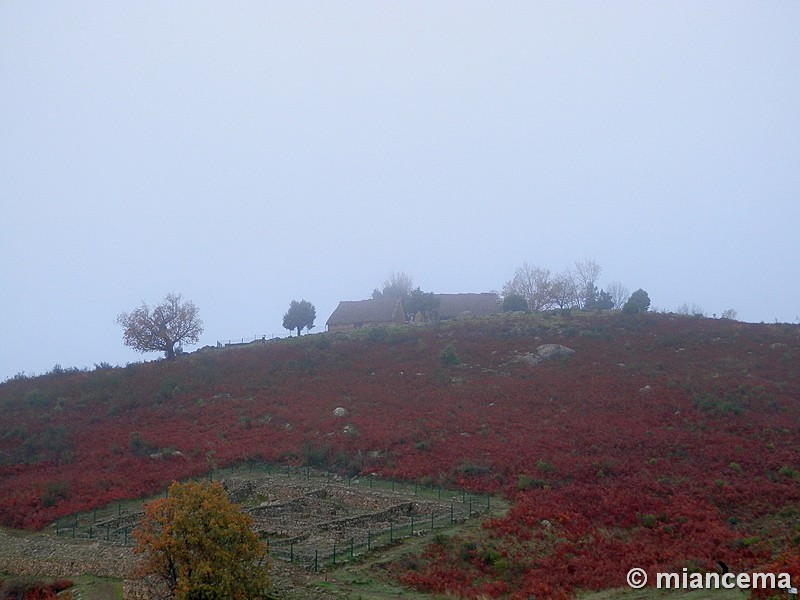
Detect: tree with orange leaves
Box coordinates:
(134, 480, 269, 600)
(117, 293, 203, 360)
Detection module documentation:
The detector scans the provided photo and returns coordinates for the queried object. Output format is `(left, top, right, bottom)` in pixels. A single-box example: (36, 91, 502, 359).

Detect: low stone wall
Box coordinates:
(0, 529, 136, 579)
(0, 529, 298, 600)
(316, 501, 414, 532)
(0, 528, 146, 598)
(0, 470, 491, 598)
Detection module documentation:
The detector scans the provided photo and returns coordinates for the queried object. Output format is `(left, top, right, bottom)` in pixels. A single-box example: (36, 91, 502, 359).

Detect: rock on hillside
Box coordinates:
(517, 344, 576, 366)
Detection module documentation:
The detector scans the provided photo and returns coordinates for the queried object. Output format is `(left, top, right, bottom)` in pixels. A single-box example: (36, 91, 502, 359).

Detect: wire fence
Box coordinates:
(266, 496, 489, 572)
(52, 463, 498, 572)
(216, 334, 281, 347)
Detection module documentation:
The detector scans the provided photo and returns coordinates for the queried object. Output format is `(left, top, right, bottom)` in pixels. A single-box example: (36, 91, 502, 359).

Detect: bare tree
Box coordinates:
(606, 281, 629, 310)
(574, 259, 602, 308)
(677, 302, 706, 317)
(503, 263, 552, 311)
(117, 293, 203, 360)
(549, 271, 579, 309)
(372, 271, 414, 300)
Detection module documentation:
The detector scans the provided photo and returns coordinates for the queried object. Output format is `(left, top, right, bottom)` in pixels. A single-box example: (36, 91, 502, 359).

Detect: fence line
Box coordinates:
(216, 334, 281, 347)
(266, 496, 488, 571)
(53, 462, 497, 572)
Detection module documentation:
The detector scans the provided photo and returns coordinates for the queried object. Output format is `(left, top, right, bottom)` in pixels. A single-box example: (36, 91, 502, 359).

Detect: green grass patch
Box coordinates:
(71, 574, 124, 600)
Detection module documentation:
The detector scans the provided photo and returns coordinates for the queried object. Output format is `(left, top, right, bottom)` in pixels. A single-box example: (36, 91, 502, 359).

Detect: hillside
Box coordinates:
(1, 311, 799, 597)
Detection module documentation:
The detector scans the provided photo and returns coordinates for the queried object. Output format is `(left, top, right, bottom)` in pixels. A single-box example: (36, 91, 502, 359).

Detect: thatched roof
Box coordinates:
(435, 293, 502, 319)
(326, 298, 405, 327)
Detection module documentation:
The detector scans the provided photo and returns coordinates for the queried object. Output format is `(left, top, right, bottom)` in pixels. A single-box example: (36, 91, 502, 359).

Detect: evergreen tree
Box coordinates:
(623, 289, 651, 315)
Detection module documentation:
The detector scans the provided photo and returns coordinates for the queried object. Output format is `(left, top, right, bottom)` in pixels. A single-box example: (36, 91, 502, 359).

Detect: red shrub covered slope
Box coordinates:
(1, 312, 798, 597)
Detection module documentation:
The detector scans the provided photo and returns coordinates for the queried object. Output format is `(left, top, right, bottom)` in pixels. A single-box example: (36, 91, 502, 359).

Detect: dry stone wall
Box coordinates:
(0, 529, 136, 579)
(0, 467, 494, 598)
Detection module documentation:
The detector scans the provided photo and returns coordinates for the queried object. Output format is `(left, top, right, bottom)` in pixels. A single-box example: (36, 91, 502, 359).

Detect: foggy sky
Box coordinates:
(2, 2, 798, 380)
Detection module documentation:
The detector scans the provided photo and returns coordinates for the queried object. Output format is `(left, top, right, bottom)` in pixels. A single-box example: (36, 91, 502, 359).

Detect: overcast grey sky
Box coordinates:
(2, 2, 798, 380)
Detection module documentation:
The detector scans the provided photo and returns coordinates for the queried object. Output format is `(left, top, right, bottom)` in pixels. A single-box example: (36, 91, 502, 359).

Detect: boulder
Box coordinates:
(333, 407, 349, 418)
(536, 344, 576, 360)
(518, 344, 576, 366)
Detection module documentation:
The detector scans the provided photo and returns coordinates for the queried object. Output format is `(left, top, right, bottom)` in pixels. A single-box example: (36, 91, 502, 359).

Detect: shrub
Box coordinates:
(367, 327, 388, 343)
(516, 474, 545, 491)
(455, 461, 491, 477)
(41, 481, 70, 508)
(503, 294, 529, 312)
(439, 344, 461, 366)
(415, 440, 431, 452)
(639, 513, 658, 528)
(0, 577, 74, 600)
(24, 389, 50, 408)
(301, 443, 330, 467)
(129, 432, 157, 456)
(536, 459, 555, 474)
(693, 392, 746, 416)
(314, 335, 332, 350)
